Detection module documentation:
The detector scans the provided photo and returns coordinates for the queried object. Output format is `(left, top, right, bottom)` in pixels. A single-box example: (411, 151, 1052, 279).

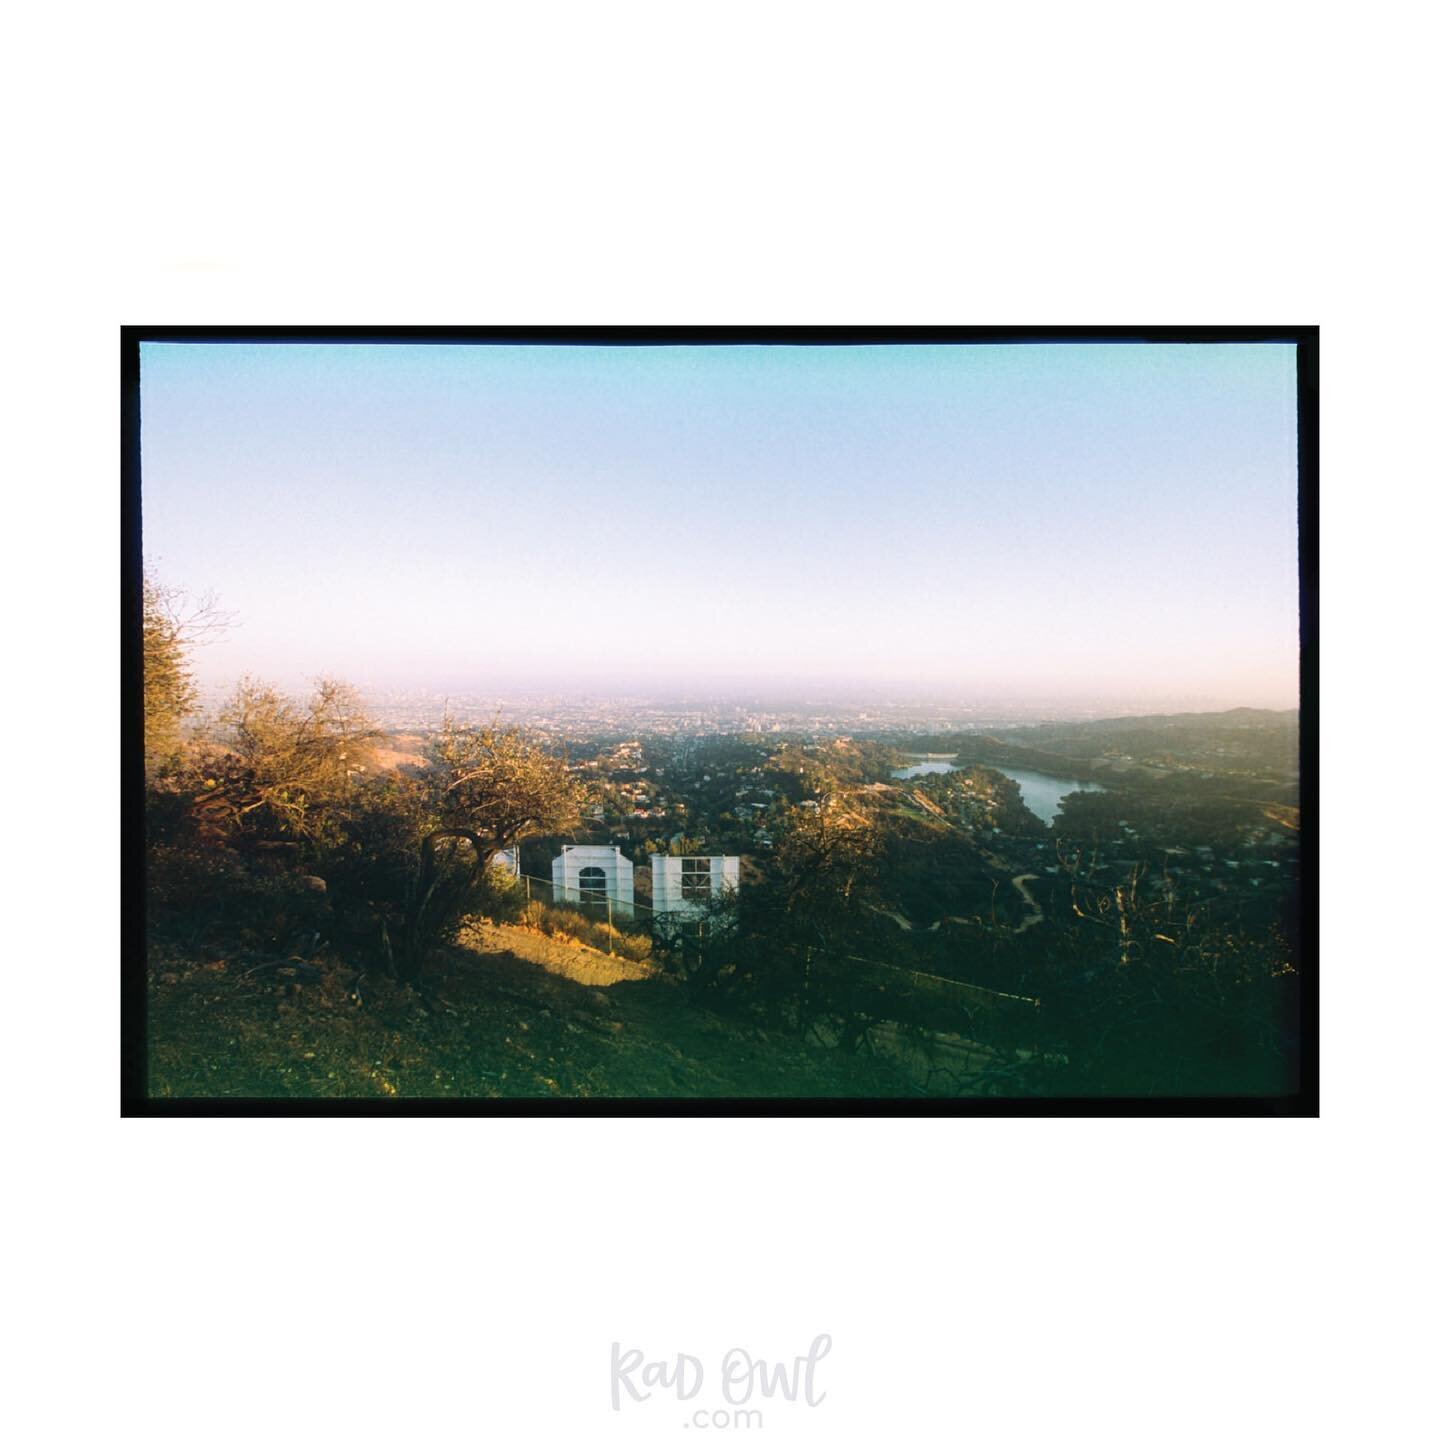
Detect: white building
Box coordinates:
(551, 844, 634, 917)
(650, 854, 740, 932)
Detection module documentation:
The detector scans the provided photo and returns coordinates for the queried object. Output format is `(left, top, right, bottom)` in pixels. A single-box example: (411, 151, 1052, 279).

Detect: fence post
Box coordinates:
(607, 896, 614, 954)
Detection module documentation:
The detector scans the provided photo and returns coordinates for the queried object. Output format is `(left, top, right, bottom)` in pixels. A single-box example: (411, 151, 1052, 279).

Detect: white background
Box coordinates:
(4, 3, 1435, 1438)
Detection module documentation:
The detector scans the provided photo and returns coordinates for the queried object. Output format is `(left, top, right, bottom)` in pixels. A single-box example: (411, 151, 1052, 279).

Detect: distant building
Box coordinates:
(651, 854, 740, 933)
(551, 845, 634, 916)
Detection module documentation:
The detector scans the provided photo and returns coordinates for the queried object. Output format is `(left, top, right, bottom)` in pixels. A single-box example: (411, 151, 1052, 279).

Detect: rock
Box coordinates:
(298, 875, 328, 894)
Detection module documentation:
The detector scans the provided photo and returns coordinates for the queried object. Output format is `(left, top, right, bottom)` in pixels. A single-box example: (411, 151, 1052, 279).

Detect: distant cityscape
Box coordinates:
(196, 683, 1274, 741)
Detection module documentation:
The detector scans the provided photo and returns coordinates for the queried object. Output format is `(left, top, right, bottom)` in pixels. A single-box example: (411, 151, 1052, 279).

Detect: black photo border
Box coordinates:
(121, 325, 1318, 1117)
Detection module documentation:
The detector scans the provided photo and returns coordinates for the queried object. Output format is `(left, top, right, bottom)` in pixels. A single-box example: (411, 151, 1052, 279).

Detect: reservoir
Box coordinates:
(891, 759, 957, 778)
(892, 755, 1106, 825)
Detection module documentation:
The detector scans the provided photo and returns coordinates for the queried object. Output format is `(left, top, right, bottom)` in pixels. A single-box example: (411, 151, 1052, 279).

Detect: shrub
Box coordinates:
(146, 843, 331, 952)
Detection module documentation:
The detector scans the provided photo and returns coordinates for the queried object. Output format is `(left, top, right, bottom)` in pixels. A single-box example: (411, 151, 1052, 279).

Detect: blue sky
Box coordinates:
(140, 341, 1299, 709)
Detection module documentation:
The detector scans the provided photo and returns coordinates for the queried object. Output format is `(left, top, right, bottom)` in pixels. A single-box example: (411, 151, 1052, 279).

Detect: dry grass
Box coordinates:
(146, 923, 918, 1100)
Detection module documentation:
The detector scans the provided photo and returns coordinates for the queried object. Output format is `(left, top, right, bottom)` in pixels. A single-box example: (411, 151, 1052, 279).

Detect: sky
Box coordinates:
(139, 341, 1300, 711)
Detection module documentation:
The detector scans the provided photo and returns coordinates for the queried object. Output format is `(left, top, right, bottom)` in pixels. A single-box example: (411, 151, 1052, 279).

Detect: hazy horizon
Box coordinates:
(189, 675, 1299, 730)
(141, 341, 1300, 712)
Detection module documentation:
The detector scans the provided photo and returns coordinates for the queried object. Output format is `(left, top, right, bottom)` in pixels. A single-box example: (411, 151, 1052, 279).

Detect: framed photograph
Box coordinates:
(122, 326, 1316, 1115)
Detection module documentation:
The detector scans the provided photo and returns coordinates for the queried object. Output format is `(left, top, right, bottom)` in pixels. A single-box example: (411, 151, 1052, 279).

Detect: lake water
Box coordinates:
(891, 756, 1106, 825)
(891, 759, 957, 778)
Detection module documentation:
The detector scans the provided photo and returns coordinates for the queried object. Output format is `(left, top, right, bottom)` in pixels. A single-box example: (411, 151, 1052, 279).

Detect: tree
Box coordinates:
(384, 720, 585, 981)
(142, 575, 228, 773)
(694, 800, 886, 1034)
(192, 677, 379, 841)
(769, 802, 884, 949)
(427, 719, 584, 866)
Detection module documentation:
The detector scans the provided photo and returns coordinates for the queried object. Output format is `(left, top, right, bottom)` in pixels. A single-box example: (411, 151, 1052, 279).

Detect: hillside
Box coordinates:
(147, 920, 919, 1100)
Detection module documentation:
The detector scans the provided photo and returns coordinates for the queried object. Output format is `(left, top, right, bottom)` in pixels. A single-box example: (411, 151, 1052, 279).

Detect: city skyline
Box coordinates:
(141, 340, 1301, 711)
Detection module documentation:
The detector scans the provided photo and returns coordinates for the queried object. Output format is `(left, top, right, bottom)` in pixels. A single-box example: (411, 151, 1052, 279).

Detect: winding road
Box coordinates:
(1010, 874, 1044, 932)
(867, 875, 1043, 935)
